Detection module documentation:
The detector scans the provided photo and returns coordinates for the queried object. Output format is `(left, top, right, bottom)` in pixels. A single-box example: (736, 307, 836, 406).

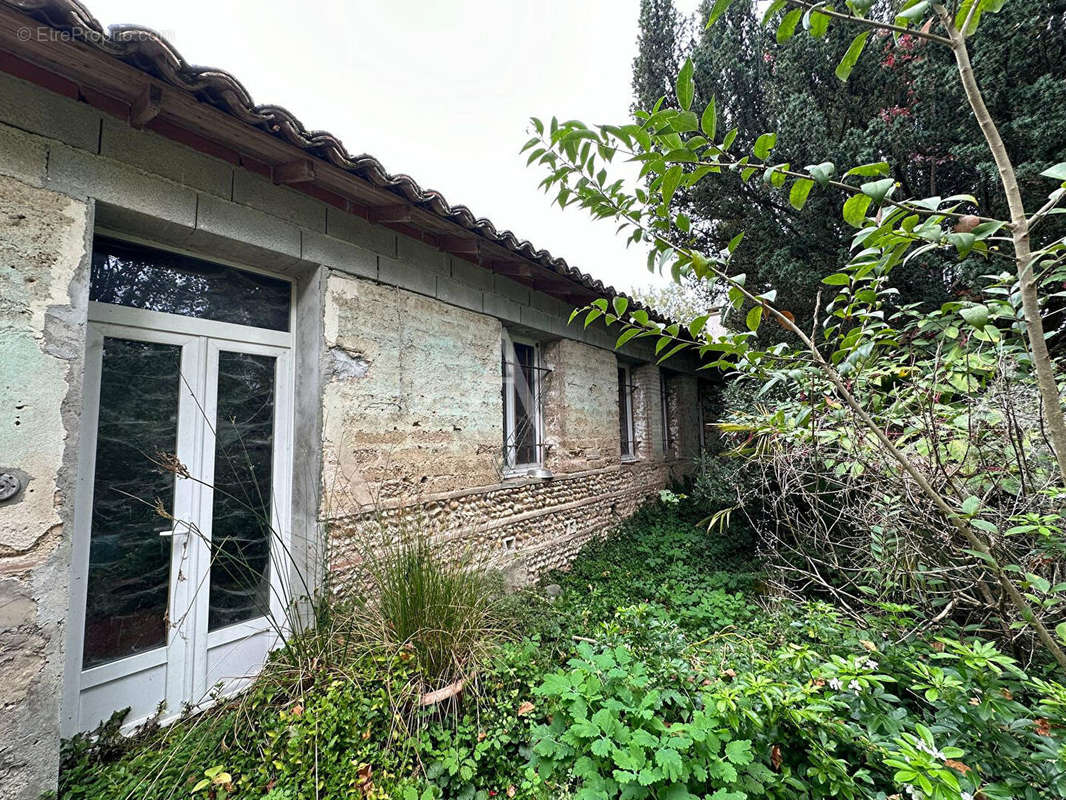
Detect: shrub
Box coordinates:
(349, 519, 509, 710)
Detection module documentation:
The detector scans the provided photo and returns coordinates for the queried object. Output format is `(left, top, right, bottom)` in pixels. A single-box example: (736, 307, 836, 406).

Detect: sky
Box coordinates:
(83, 0, 705, 294)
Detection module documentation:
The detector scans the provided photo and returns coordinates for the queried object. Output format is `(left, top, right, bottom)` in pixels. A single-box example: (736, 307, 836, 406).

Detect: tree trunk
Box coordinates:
(936, 5, 1066, 486)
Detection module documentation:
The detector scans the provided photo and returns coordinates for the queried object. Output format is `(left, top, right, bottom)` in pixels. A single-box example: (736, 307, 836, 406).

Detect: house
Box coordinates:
(0, 2, 715, 796)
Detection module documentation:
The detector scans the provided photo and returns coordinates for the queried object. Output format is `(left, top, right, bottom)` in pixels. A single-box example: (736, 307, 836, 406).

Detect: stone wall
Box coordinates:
(542, 338, 621, 474)
(321, 270, 504, 508)
(328, 459, 679, 588)
(0, 172, 89, 799)
(318, 271, 696, 591)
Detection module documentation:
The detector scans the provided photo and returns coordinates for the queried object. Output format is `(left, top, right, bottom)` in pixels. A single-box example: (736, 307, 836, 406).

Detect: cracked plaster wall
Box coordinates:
(0, 173, 90, 800)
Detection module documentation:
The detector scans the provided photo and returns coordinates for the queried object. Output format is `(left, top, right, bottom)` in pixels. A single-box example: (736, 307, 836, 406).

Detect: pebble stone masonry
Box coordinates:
(0, 3, 716, 797)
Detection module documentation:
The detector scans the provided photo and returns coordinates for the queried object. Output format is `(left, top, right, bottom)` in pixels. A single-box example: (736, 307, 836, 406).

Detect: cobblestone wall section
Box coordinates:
(327, 460, 678, 585)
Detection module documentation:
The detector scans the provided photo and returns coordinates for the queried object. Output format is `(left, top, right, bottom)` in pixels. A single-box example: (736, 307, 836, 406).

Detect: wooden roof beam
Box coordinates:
(129, 82, 162, 129)
(438, 235, 481, 257)
(367, 204, 413, 224)
(490, 260, 535, 279)
(273, 158, 316, 185)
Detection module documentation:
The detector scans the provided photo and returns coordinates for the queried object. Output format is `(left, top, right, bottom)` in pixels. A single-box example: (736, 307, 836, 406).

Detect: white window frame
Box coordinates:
(618, 363, 637, 462)
(502, 330, 543, 473)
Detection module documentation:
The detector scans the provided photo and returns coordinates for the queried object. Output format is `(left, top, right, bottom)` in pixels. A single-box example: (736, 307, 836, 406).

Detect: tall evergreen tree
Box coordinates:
(631, 0, 1066, 332)
(632, 0, 686, 113)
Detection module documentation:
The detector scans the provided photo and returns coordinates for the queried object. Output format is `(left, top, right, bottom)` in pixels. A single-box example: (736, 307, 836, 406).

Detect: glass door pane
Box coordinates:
(83, 338, 182, 668)
(208, 351, 277, 630)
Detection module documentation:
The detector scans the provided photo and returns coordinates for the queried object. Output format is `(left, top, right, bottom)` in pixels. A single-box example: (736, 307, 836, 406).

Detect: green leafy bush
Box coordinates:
(58, 498, 1066, 800)
(530, 641, 770, 800)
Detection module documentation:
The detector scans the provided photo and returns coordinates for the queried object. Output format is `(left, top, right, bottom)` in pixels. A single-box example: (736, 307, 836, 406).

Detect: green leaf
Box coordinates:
(807, 161, 835, 186)
(776, 7, 803, 43)
(960, 495, 981, 516)
(949, 232, 977, 258)
(1040, 163, 1066, 182)
(845, 161, 891, 177)
(700, 97, 717, 141)
(725, 739, 754, 765)
(753, 132, 777, 160)
(662, 165, 683, 205)
(842, 193, 872, 227)
(809, 7, 832, 37)
(746, 305, 763, 331)
(1028, 573, 1052, 594)
(615, 328, 643, 349)
(760, 0, 787, 26)
(789, 178, 814, 210)
(959, 303, 989, 328)
(727, 232, 744, 253)
(612, 296, 629, 317)
(835, 31, 870, 82)
(707, 0, 735, 27)
(591, 738, 612, 757)
(861, 178, 895, 205)
(655, 748, 684, 781)
(1056, 621, 1066, 647)
(896, 0, 930, 24)
(822, 273, 851, 285)
(676, 58, 695, 111)
(689, 315, 710, 338)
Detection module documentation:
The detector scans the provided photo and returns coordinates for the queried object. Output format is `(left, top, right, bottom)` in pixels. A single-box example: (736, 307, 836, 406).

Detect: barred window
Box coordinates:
(502, 334, 543, 469)
(618, 365, 635, 459)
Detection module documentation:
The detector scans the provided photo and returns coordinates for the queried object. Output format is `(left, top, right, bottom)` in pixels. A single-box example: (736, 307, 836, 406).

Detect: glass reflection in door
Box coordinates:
(208, 351, 277, 630)
(82, 337, 181, 668)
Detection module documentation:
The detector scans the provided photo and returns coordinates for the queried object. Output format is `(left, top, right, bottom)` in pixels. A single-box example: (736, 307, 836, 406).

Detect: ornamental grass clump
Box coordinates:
(348, 517, 509, 716)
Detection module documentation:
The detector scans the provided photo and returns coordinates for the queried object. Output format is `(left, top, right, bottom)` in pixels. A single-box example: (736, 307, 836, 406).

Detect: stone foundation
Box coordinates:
(327, 458, 685, 587)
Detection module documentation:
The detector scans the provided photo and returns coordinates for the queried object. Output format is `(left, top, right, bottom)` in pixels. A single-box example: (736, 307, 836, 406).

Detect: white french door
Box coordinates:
(64, 302, 293, 735)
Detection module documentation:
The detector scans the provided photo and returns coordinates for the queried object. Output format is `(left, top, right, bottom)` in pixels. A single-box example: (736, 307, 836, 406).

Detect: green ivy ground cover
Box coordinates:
(59, 501, 1066, 800)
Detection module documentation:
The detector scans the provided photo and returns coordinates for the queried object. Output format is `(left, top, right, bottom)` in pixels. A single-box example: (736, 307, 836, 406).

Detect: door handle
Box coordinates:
(157, 525, 188, 538)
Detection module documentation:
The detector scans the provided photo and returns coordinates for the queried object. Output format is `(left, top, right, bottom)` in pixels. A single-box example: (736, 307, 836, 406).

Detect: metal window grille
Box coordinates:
(618, 365, 638, 458)
(660, 372, 674, 453)
(501, 336, 551, 470)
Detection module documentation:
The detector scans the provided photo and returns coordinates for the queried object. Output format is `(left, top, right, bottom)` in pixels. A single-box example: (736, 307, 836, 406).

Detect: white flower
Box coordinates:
(961, 793, 973, 800)
(849, 679, 862, 692)
(828, 677, 843, 690)
(865, 659, 879, 670)
(914, 739, 946, 760)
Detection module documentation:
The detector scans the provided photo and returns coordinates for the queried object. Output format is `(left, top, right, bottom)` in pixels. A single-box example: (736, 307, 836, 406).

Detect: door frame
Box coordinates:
(61, 249, 295, 737)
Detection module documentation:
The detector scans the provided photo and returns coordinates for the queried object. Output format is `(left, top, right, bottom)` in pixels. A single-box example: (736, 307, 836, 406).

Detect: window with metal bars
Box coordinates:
(660, 371, 674, 454)
(502, 333, 547, 470)
(618, 365, 636, 459)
